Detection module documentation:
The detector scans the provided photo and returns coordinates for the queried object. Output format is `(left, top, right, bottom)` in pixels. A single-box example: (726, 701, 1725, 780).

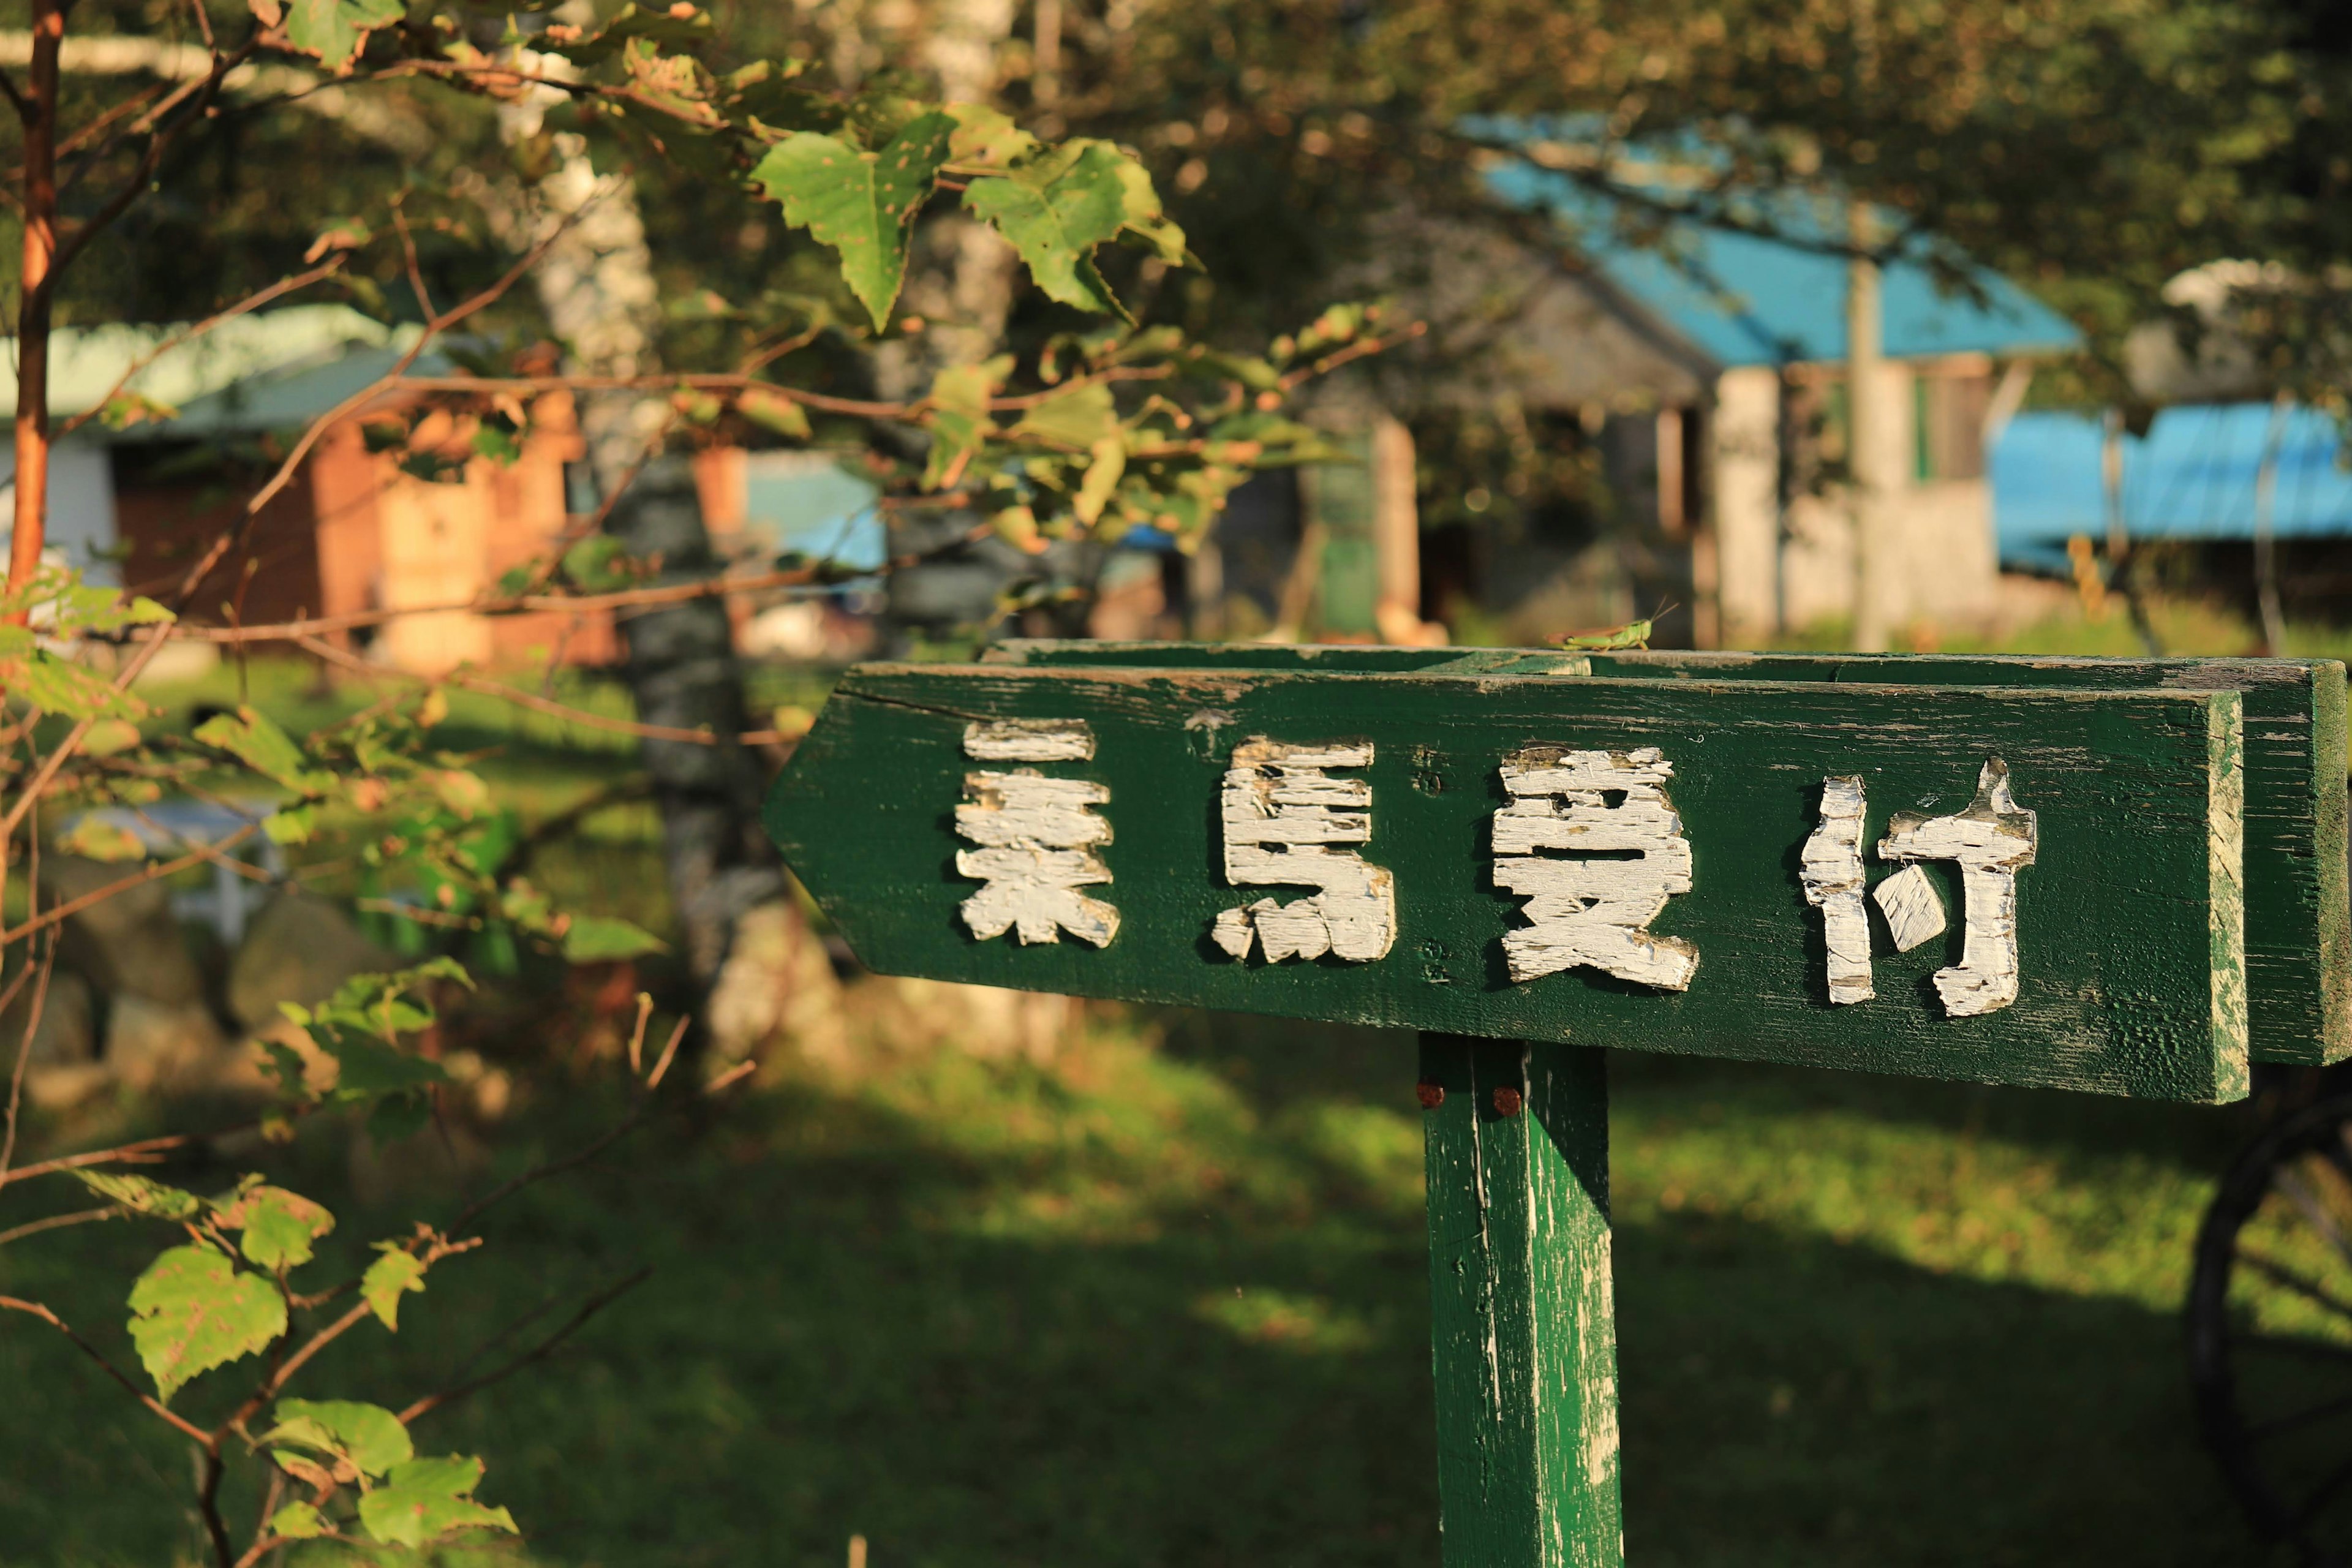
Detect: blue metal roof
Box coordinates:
(1480, 160, 2082, 369)
(1991, 404, 2352, 571)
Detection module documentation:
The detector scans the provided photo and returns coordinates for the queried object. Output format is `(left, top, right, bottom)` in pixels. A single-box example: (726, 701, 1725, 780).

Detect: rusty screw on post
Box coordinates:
(1491, 1085, 1524, 1118)
(1414, 1081, 1445, 1110)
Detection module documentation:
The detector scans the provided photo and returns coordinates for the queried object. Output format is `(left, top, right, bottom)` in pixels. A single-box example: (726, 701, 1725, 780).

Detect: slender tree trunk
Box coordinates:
(601, 460, 786, 972)
(1847, 204, 1894, 652)
(7, 0, 64, 597)
(485, 40, 840, 1064)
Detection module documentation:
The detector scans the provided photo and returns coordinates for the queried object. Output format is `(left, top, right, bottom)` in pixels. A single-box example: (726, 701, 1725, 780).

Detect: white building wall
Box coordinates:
(0, 440, 119, 585)
(1730, 361, 2003, 637)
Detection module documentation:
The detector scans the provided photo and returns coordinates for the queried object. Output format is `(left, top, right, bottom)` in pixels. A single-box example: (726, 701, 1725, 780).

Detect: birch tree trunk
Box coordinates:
(487, 41, 842, 1067)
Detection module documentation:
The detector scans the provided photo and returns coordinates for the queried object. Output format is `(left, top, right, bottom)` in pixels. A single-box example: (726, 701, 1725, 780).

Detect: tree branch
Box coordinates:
(0, 1201, 126, 1248)
(0, 827, 258, 949)
(396, 1265, 650, 1425)
(292, 635, 795, 748)
(0, 1294, 216, 1444)
(56, 257, 347, 437)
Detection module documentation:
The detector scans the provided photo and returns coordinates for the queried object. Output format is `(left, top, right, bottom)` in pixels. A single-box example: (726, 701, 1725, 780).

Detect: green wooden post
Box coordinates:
(1422, 1034, 1621, 1568)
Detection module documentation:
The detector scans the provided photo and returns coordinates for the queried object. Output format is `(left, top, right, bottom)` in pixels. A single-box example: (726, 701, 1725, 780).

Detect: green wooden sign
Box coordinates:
(995, 641, 2350, 1067)
(768, 657, 2249, 1102)
(761, 642, 2341, 1568)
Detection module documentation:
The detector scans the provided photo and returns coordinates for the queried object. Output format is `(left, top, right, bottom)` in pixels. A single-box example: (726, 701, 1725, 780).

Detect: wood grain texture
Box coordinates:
(1421, 1035, 1621, 1568)
(768, 660, 2248, 1101)
(1002, 641, 2346, 1067)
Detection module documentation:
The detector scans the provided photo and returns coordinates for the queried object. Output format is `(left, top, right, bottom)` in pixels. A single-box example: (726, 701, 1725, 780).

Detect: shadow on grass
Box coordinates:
(0, 1022, 2280, 1568)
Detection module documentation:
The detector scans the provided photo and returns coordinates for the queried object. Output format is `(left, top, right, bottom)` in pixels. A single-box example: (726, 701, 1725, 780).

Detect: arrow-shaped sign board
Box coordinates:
(1001, 640, 2351, 1066)
(767, 654, 2258, 1103)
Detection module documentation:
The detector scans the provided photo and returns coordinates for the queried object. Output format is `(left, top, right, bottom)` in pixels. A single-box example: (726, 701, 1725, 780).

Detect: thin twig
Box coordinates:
(1, 1131, 194, 1186)
(644, 1017, 690, 1090)
(395, 1266, 651, 1425)
(140, 565, 813, 643)
(0, 829, 258, 949)
(448, 1058, 752, 1238)
(292, 635, 793, 747)
(0, 921, 52, 1186)
(56, 258, 347, 437)
(0, 1202, 126, 1247)
(0, 1295, 215, 1444)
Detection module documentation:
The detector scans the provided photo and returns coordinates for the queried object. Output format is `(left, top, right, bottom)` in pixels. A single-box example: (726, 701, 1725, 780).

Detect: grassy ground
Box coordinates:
(0, 1008, 2285, 1567)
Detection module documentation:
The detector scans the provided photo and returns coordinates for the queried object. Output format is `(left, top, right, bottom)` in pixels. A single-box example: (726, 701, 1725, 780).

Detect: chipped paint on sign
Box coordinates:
(1211, 737, 1396, 962)
(961, 717, 1095, 762)
(1872, 864, 1947, 953)
(1801, 775, 1873, 1005)
(954, 721, 1118, 946)
(1878, 758, 2038, 1017)
(1493, 746, 1698, 990)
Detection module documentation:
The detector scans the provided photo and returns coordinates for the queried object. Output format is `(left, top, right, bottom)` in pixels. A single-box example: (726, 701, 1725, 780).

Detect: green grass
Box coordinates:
(0, 1008, 2286, 1566)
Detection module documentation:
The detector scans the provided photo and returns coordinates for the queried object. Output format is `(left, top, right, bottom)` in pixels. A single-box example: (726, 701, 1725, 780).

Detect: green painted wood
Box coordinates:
(1421, 1034, 1621, 1568)
(999, 639, 2346, 1068)
(766, 660, 2248, 1101)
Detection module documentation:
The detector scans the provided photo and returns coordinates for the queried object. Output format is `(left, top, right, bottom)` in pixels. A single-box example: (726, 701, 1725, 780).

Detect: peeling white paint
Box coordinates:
(954, 721, 1118, 946)
(1212, 737, 1396, 963)
(960, 718, 1095, 763)
(1800, 775, 1873, 1005)
(1493, 745, 1697, 990)
(1877, 758, 2037, 1017)
(1872, 864, 1947, 953)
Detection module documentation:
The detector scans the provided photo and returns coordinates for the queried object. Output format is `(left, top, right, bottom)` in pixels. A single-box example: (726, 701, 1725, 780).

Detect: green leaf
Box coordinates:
(194, 707, 332, 794)
(270, 1398, 413, 1479)
(920, 358, 1006, 489)
(282, 0, 405, 70)
(1074, 437, 1127, 527)
(81, 718, 143, 756)
(367, 1090, 434, 1144)
(736, 386, 812, 440)
(470, 421, 524, 466)
(268, 1501, 328, 1540)
(962, 141, 1133, 318)
(127, 1245, 286, 1401)
(944, 104, 1041, 170)
(433, 769, 491, 820)
(56, 814, 146, 863)
(70, 1170, 205, 1220)
(362, 1247, 426, 1330)
(358, 1455, 519, 1548)
(561, 915, 669, 964)
(562, 535, 641, 594)
(1112, 157, 1191, 266)
(220, 1186, 335, 1271)
(7, 648, 138, 721)
(552, 1, 714, 63)
(751, 114, 958, 331)
(1011, 382, 1119, 450)
(326, 1037, 448, 1098)
(262, 804, 317, 846)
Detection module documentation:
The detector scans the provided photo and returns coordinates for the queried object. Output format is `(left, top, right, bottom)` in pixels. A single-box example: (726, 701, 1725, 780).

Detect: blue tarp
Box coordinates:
(1479, 159, 2081, 368)
(1991, 405, 2352, 572)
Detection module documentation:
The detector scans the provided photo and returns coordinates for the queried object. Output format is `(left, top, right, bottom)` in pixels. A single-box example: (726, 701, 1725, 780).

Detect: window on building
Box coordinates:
(1914, 369, 1993, 481)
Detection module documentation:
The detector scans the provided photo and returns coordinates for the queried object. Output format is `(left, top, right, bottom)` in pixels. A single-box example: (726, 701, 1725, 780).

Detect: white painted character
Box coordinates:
(1877, 758, 2037, 1017)
(1493, 745, 1697, 990)
(954, 719, 1120, 947)
(1211, 737, 1396, 963)
(1801, 775, 1874, 1005)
